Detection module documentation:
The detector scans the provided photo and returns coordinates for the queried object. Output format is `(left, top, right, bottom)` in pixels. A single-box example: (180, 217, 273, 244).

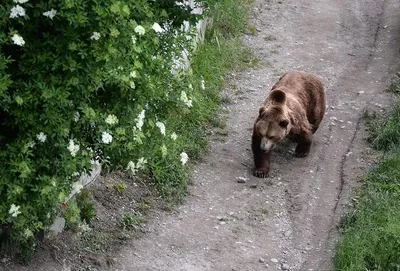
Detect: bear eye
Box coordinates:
(279, 119, 289, 127)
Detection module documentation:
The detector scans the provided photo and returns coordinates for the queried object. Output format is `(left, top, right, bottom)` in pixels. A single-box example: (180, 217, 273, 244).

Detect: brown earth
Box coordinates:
(3, 0, 400, 270)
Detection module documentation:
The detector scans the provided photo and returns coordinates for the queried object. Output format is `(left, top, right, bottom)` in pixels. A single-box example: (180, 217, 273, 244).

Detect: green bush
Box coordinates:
(0, 0, 204, 259)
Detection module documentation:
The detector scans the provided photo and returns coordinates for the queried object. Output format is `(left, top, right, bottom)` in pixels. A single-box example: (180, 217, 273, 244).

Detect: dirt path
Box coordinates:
(112, 1, 400, 270)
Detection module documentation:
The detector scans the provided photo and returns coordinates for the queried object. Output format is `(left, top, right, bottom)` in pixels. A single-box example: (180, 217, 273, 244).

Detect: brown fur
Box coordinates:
(252, 71, 326, 178)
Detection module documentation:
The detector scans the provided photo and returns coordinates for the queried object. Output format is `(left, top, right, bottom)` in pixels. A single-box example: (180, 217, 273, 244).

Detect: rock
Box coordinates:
(49, 217, 66, 236)
(237, 177, 248, 183)
(283, 230, 292, 237)
(281, 263, 290, 270)
(270, 258, 279, 263)
(249, 184, 258, 189)
(259, 257, 265, 263)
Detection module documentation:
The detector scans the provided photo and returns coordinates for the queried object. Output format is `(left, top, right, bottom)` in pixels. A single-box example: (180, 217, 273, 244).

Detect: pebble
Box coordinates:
(259, 257, 265, 263)
(271, 258, 279, 263)
(283, 230, 292, 237)
(237, 177, 248, 183)
(281, 263, 290, 270)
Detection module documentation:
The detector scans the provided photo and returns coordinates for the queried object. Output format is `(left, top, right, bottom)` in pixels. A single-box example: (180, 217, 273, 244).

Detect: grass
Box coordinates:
(333, 155, 400, 270)
(264, 34, 277, 41)
(365, 105, 400, 151)
(333, 78, 400, 270)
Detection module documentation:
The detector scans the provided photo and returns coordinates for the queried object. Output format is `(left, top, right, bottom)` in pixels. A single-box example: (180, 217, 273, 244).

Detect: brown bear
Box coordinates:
(252, 71, 326, 178)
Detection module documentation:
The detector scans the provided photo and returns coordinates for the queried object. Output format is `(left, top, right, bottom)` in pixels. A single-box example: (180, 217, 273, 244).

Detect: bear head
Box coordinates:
(254, 89, 291, 153)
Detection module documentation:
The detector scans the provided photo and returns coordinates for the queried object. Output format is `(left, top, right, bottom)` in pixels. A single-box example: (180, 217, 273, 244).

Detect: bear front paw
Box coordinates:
(294, 143, 311, 157)
(253, 168, 270, 178)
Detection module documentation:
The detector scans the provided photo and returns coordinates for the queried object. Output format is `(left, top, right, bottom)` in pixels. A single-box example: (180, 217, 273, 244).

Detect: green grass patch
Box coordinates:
(333, 154, 400, 271)
(365, 105, 400, 151)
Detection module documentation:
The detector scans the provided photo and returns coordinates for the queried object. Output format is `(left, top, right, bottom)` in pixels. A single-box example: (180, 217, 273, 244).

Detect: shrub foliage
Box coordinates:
(0, 0, 205, 259)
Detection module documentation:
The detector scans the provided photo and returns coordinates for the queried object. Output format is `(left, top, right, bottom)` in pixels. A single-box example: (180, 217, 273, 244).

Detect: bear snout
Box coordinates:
(260, 137, 274, 153)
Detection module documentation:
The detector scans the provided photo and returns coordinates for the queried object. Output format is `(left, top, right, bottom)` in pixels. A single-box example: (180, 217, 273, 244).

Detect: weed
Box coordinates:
(82, 232, 109, 253)
(260, 207, 269, 215)
(136, 198, 156, 213)
(248, 25, 257, 35)
(63, 200, 81, 232)
(115, 182, 127, 193)
(120, 213, 147, 231)
(76, 189, 96, 224)
(264, 34, 277, 41)
(387, 72, 400, 93)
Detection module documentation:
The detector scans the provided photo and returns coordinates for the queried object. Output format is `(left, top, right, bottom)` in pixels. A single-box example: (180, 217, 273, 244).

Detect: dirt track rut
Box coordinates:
(112, 1, 400, 270)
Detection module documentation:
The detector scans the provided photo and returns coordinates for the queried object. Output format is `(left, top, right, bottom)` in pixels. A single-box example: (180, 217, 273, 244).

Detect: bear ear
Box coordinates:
(269, 90, 286, 104)
(279, 119, 289, 127)
(259, 106, 266, 116)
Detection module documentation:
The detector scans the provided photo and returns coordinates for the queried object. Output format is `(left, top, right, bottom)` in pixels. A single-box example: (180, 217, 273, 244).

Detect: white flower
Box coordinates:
(130, 71, 137, 78)
(11, 33, 25, 46)
(13, 0, 29, 3)
(136, 110, 145, 130)
(10, 5, 25, 18)
(171, 132, 178, 141)
(9, 204, 21, 217)
(101, 132, 113, 144)
(134, 25, 145, 35)
(131, 35, 137, 44)
(24, 228, 33, 238)
(71, 182, 83, 194)
(27, 141, 35, 148)
(156, 121, 166, 135)
(126, 161, 137, 175)
(105, 114, 118, 125)
(200, 76, 205, 90)
(136, 157, 147, 170)
(73, 111, 80, 122)
(90, 32, 101, 40)
(43, 9, 57, 19)
(152, 23, 164, 33)
(67, 139, 80, 157)
(36, 132, 47, 143)
(180, 152, 189, 165)
(130, 81, 136, 89)
(180, 91, 192, 107)
(79, 222, 91, 232)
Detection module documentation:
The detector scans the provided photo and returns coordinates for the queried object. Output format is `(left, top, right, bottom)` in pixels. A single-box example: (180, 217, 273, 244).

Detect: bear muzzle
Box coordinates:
(260, 137, 274, 153)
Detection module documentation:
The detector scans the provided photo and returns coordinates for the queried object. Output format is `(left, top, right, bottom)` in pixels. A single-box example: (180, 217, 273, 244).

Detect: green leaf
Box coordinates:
(15, 95, 23, 105)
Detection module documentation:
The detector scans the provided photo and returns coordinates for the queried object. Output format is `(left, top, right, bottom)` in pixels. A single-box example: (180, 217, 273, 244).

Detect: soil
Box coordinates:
(3, 0, 400, 270)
